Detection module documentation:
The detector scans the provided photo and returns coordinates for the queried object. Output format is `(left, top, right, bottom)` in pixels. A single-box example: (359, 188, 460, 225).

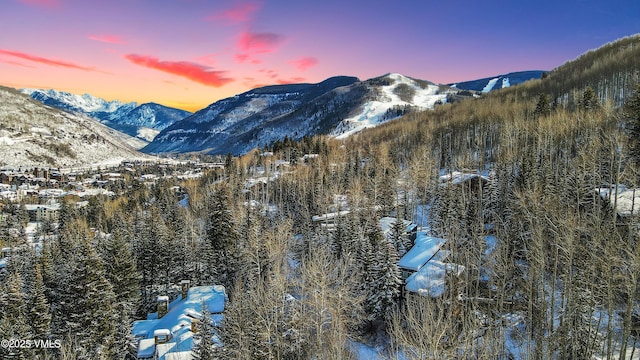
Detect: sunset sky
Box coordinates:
(1, 0, 638, 112)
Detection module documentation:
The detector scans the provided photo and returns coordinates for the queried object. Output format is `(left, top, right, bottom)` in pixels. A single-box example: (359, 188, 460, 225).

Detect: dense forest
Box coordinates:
(1, 34, 640, 359)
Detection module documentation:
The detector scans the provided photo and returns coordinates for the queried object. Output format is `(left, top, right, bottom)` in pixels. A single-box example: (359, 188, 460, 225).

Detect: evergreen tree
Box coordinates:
(104, 306, 133, 360)
(17, 203, 29, 229)
(389, 214, 410, 256)
(51, 219, 117, 357)
(72, 236, 117, 357)
(580, 86, 599, 111)
(534, 93, 551, 117)
(365, 222, 401, 327)
(206, 186, 239, 288)
(29, 265, 52, 339)
(192, 303, 218, 360)
(0, 272, 30, 359)
(97, 216, 140, 317)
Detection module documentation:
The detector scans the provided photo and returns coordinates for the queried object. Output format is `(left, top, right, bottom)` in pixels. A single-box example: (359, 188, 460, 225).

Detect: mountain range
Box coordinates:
(0, 86, 149, 169)
(20, 89, 191, 143)
(144, 73, 467, 155)
(12, 70, 545, 160)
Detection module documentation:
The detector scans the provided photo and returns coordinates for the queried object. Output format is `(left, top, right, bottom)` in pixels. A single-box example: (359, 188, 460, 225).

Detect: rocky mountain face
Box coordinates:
(0, 86, 148, 169)
(20, 89, 190, 142)
(144, 73, 464, 155)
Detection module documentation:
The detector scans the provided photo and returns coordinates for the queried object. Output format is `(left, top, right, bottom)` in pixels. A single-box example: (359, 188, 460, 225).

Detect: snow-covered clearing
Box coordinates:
(482, 78, 500, 93)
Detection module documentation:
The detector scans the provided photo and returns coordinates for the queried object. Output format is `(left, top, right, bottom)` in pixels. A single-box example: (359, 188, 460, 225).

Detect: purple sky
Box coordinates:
(1, 0, 638, 111)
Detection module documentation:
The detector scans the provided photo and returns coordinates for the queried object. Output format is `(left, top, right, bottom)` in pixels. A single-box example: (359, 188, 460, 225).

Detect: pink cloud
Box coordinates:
(195, 54, 217, 65)
(209, 2, 260, 24)
(88, 34, 125, 44)
(20, 0, 59, 7)
(235, 53, 250, 63)
(234, 53, 263, 65)
(238, 31, 285, 54)
(0, 59, 35, 68)
(259, 68, 278, 79)
(289, 56, 318, 72)
(124, 54, 233, 87)
(0, 49, 95, 71)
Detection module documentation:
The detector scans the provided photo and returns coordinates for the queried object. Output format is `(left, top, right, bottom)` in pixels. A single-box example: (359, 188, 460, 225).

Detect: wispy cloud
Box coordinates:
(289, 57, 318, 72)
(88, 34, 125, 44)
(0, 59, 35, 68)
(19, 0, 60, 8)
(208, 2, 260, 24)
(238, 31, 285, 54)
(0, 49, 95, 71)
(259, 68, 278, 79)
(124, 54, 233, 87)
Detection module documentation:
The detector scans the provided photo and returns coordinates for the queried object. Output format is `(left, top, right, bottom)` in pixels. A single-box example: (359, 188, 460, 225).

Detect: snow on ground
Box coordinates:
(350, 341, 388, 359)
(333, 73, 449, 139)
(502, 77, 511, 89)
(412, 204, 432, 232)
(598, 184, 640, 216)
(137, 127, 161, 142)
(482, 78, 500, 93)
(405, 250, 462, 297)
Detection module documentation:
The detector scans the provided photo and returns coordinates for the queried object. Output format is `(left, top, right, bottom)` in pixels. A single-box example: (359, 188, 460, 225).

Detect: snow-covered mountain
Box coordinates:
(144, 74, 464, 155)
(20, 89, 191, 142)
(0, 86, 149, 169)
(331, 73, 450, 139)
(449, 70, 546, 93)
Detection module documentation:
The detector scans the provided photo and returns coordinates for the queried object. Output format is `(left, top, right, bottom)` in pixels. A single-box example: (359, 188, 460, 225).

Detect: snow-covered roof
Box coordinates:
(398, 232, 445, 271)
(157, 295, 169, 302)
(133, 286, 226, 359)
(405, 254, 465, 297)
(154, 329, 171, 337)
(24, 203, 61, 211)
(597, 185, 640, 216)
(439, 171, 488, 186)
(379, 217, 416, 235)
(311, 210, 351, 222)
(137, 338, 156, 359)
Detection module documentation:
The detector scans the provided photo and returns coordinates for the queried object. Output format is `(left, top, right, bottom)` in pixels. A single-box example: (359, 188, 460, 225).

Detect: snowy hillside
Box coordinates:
(0, 86, 150, 169)
(21, 89, 190, 143)
(144, 76, 361, 155)
(144, 74, 465, 155)
(21, 88, 134, 113)
(331, 73, 451, 139)
(450, 70, 545, 92)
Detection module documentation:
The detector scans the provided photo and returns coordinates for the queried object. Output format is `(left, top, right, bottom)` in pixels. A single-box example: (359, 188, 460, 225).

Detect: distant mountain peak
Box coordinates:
(21, 89, 191, 143)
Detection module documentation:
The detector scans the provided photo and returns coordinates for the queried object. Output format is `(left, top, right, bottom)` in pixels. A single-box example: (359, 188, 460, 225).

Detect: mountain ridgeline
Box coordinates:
(449, 70, 546, 93)
(0, 86, 148, 168)
(20, 89, 191, 142)
(143, 73, 465, 155)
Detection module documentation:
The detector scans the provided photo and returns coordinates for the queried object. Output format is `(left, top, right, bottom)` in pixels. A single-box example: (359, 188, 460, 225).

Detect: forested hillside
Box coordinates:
(1, 34, 640, 359)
